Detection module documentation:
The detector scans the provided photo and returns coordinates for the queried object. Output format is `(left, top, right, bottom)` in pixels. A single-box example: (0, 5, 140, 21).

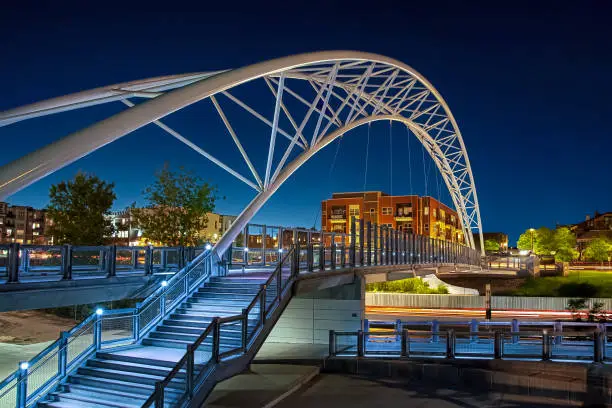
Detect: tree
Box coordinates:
(584, 237, 612, 262)
(484, 239, 500, 252)
(47, 172, 116, 245)
(132, 165, 219, 246)
(566, 298, 588, 321)
(552, 227, 578, 261)
(517, 231, 533, 251)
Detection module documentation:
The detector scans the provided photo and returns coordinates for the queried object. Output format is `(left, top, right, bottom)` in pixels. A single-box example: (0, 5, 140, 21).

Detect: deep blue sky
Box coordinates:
(1, 1, 610, 244)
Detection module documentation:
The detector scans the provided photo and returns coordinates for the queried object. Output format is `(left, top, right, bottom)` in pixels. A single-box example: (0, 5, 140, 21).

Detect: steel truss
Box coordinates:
(0, 51, 484, 254)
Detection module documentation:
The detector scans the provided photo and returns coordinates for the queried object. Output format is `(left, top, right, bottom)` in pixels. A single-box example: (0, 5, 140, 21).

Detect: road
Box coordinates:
(366, 306, 575, 322)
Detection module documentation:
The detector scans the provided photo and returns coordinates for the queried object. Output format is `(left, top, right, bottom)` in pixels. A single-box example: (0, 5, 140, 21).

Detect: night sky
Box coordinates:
(1, 1, 610, 244)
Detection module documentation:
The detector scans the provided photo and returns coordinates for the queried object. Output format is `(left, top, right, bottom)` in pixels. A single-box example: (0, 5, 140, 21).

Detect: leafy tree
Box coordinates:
(484, 239, 500, 252)
(517, 231, 534, 251)
(47, 172, 116, 245)
(132, 165, 219, 246)
(584, 237, 612, 262)
(553, 227, 578, 262)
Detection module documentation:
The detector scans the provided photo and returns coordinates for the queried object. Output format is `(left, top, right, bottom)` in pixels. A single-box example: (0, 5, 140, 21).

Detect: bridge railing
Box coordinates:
(228, 217, 481, 270)
(0, 247, 215, 408)
(329, 326, 607, 363)
(0, 243, 202, 284)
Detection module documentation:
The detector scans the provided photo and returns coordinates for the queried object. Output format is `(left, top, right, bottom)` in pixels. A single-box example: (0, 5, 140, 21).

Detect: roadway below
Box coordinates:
(366, 306, 575, 322)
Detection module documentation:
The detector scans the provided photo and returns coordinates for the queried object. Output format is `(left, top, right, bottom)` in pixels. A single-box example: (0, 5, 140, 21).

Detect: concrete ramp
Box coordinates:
(421, 274, 479, 295)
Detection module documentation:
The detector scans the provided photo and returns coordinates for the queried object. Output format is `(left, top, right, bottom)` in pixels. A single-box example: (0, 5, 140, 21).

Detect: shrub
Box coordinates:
(366, 278, 449, 294)
(557, 282, 598, 298)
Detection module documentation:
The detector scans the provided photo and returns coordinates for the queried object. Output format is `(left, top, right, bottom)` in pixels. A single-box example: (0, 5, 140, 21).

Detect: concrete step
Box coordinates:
(38, 398, 120, 408)
(67, 374, 156, 395)
(142, 337, 238, 351)
(181, 303, 257, 314)
(190, 291, 257, 300)
(60, 383, 149, 405)
(95, 351, 178, 369)
(156, 324, 253, 336)
(148, 330, 243, 346)
(175, 308, 242, 317)
(76, 366, 179, 388)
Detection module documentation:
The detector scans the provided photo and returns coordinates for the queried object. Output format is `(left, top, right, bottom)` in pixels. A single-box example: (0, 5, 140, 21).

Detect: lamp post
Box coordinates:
(529, 228, 535, 253)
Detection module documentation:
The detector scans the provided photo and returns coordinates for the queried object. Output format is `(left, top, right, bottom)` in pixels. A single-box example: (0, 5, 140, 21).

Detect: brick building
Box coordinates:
(567, 211, 612, 253)
(321, 191, 464, 243)
(0, 202, 50, 244)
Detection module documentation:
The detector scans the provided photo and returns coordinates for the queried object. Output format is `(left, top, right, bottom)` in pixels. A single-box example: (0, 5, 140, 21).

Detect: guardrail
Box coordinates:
(0, 243, 204, 284)
(228, 217, 481, 270)
(329, 325, 609, 363)
(0, 247, 214, 408)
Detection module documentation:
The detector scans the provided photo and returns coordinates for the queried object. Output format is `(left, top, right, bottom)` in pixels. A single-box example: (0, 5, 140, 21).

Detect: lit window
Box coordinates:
(33, 232, 39, 236)
(382, 207, 393, 216)
(424, 207, 429, 215)
(349, 204, 360, 217)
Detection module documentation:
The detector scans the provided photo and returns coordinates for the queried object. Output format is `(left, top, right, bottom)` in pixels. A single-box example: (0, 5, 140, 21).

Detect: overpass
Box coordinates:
(0, 51, 489, 407)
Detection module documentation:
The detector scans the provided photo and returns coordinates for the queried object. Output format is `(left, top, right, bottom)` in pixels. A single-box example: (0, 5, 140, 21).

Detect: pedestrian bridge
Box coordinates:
(0, 221, 478, 312)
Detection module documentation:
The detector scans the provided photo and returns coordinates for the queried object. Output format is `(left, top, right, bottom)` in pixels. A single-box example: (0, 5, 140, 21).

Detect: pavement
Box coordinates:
(205, 364, 320, 408)
(275, 373, 572, 407)
(0, 340, 54, 378)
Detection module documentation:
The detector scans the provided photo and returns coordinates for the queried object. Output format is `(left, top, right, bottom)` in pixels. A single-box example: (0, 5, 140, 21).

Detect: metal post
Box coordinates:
(94, 313, 102, 350)
(396, 319, 402, 341)
(186, 345, 195, 398)
(242, 309, 248, 351)
(432, 320, 439, 343)
(363, 318, 369, 344)
(554, 320, 563, 345)
(318, 241, 325, 271)
(107, 245, 117, 277)
(213, 318, 221, 363)
(594, 329, 603, 363)
(366, 221, 372, 266)
(357, 330, 364, 357)
(446, 330, 455, 358)
(160, 284, 167, 317)
(7, 243, 20, 283)
(132, 247, 139, 270)
(494, 331, 503, 359)
(16, 361, 28, 408)
(58, 331, 68, 377)
(144, 246, 153, 275)
(359, 218, 364, 266)
(470, 319, 478, 343)
(373, 223, 378, 265)
(330, 233, 336, 270)
(511, 319, 519, 344)
(154, 382, 164, 408)
(133, 309, 140, 341)
(329, 330, 336, 356)
(260, 285, 267, 323)
(350, 216, 356, 267)
(291, 244, 299, 278)
(542, 330, 550, 361)
(61, 244, 72, 280)
(401, 329, 409, 357)
(307, 243, 314, 272)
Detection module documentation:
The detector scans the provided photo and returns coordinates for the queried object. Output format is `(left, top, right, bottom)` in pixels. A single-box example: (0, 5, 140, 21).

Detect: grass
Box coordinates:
(506, 270, 612, 297)
(366, 278, 449, 294)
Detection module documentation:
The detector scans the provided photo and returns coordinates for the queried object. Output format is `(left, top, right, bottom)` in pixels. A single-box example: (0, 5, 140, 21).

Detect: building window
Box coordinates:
(425, 224, 429, 231)
(424, 207, 429, 215)
(382, 207, 392, 216)
(348, 204, 360, 217)
(369, 208, 375, 214)
(33, 232, 39, 236)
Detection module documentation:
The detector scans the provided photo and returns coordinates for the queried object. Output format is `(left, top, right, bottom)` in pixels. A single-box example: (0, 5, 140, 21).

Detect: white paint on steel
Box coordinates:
(0, 51, 484, 254)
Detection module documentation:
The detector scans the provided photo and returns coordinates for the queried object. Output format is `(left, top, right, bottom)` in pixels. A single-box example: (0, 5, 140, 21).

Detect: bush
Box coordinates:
(366, 278, 448, 294)
(557, 282, 599, 298)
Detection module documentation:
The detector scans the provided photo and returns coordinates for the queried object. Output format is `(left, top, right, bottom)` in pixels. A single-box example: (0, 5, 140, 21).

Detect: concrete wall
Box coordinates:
(266, 278, 364, 344)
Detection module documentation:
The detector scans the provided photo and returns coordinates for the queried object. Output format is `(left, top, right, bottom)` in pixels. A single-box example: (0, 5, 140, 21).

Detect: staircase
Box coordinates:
(38, 276, 268, 408)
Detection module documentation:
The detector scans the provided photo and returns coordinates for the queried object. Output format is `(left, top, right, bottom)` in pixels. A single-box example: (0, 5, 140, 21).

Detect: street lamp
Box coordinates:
(529, 228, 535, 253)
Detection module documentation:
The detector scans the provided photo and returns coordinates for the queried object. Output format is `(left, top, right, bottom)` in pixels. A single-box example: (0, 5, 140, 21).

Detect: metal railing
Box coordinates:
(228, 217, 481, 270)
(329, 327, 608, 363)
(141, 246, 298, 408)
(0, 243, 202, 284)
(0, 247, 214, 408)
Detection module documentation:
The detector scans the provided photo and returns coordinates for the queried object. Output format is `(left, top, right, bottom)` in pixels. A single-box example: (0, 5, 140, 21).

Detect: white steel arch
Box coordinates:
(0, 51, 485, 254)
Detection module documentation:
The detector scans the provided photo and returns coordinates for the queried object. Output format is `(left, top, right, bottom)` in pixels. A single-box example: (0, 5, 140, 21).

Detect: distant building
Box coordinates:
(567, 212, 612, 254)
(0, 201, 50, 244)
(106, 209, 237, 246)
(320, 191, 464, 244)
(473, 232, 509, 252)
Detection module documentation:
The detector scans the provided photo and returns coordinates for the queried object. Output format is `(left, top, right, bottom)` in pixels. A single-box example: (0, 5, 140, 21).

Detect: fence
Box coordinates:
(366, 293, 612, 311)
(0, 243, 203, 284)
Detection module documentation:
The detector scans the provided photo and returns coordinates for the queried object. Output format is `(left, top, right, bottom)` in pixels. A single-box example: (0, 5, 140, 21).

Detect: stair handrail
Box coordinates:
(142, 247, 297, 408)
(0, 248, 214, 408)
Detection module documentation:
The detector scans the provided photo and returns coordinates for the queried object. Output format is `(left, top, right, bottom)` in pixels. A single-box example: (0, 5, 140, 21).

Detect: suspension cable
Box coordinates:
(363, 123, 371, 191)
(406, 125, 413, 195)
(312, 136, 344, 228)
(389, 120, 393, 196)
(421, 136, 428, 197)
